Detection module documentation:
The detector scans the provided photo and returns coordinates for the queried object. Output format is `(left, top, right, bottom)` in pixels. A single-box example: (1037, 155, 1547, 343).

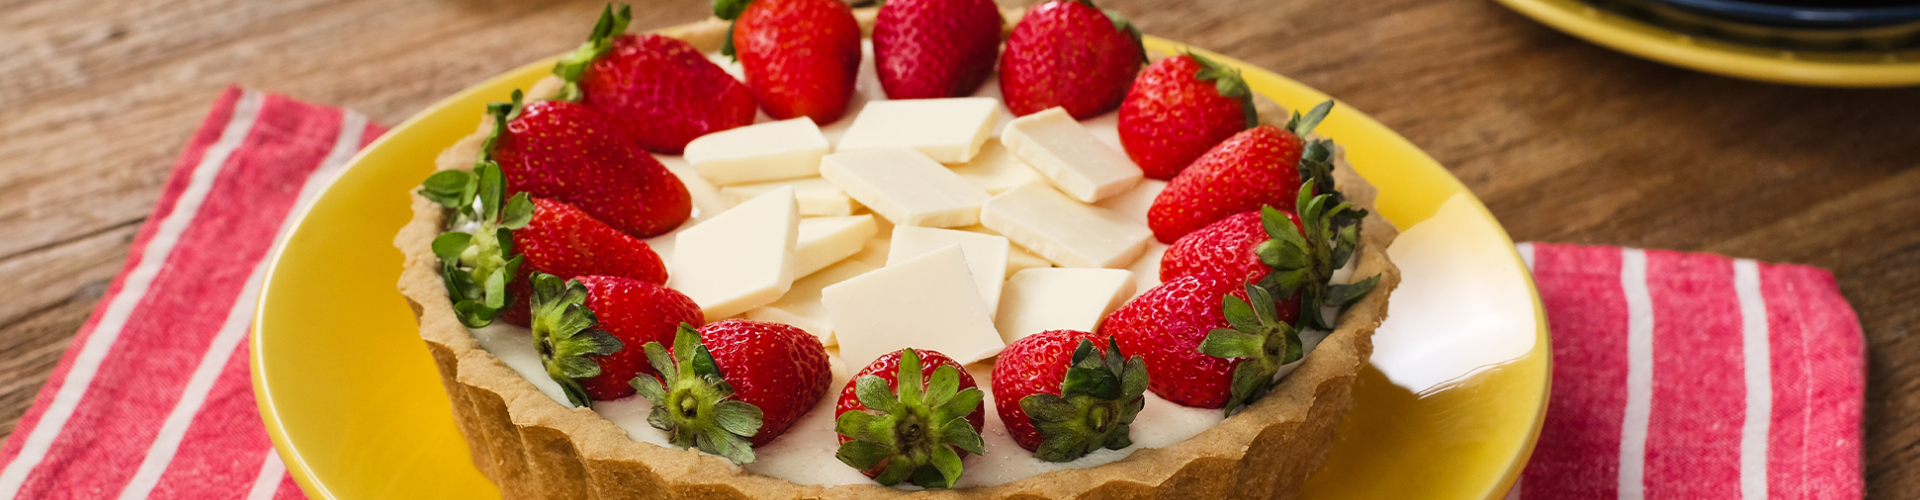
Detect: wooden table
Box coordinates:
(2, 0, 1915, 496)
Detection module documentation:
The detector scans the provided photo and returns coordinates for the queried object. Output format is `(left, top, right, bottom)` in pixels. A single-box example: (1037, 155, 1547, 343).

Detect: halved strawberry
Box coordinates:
(872, 0, 1003, 99)
(991, 331, 1147, 461)
(550, 5, 757, 155)
(1118, 52, 1254, 179)
(834, 348, 986, 488)
(418, 160, 532, 327)
(527, 273, 702, 407)
(488, 90, 693, 239)
(715, 0, 862, 124)
(630, 320, 832, 463)
(1145, 100, 1333, 243)
(998, 0, 1144, 118)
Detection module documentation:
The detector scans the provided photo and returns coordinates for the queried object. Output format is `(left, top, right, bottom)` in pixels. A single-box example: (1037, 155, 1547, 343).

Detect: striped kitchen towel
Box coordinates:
(1513, 243, 1864, 499)
(0, 87, 383, 500)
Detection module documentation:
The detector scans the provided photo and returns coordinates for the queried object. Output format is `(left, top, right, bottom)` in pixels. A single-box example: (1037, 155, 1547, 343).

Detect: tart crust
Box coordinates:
(394, 11, 1400, 500)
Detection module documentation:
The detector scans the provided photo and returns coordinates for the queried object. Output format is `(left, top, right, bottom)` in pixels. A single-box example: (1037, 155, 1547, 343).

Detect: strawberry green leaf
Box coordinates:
(633, 323, 764, 464)
(421, 89, 536, 328)
(431, 232, 472, 264)
(713, 0, 750, 20)
(499, 193, 535, 230)
(1188, 52, 1257, 129)
(419, 170, 477, 209)
(1019, 338, 1149, 462)
(529, 273, 623, 408)
(1197, 283, 1304, 416)
(1285, 100, 1334, 138)
(835, 349, 986, 486)
(552, 4, 632, 103)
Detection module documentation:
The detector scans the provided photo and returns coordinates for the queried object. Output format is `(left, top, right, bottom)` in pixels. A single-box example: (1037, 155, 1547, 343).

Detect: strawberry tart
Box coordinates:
(394, 1, 1400, 498)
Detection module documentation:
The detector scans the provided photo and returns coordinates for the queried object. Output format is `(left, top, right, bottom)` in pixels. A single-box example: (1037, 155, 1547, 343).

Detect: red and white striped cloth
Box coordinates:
(0, 87, 384, 500)
(0, 90, 1864, 499)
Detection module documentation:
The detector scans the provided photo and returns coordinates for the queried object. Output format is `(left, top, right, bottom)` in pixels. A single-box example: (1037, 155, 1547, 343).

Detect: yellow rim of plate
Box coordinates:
(1496, 0, 1920, 87)
(253, 36, 1550, 499)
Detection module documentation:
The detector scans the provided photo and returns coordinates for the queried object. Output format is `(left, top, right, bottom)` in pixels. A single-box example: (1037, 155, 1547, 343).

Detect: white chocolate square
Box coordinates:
(720, 177, 861, 216)
(948, 138, 1042, 195)
(823, 245, 1005, 368)
(980, 183, 1152, 269)
(670, 186, 801, 321)
(886, 226, 1010, 316)
(994, 268, 1136, 343)
(795, 215, 878, 278)
(956, 225, 1052, 278)
(819, 148, 991, 228)
(834, 98, 1000, 164)
(745, 259, 879, 346)
(1094, 178, 1167, 222)
(684, 117, 830, 185)
(1000, 107, 1143, 203)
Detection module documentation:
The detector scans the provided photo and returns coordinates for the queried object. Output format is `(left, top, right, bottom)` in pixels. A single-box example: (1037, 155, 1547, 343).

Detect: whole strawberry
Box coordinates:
(992, 331, 1147, 461)
(715, 0, 862, 124)
(999, 0, 1144, 119)
(418, 161, 532, 327)
(631, 320, 832, 463)
(527, 273, 702, 407)
(488, 90, 693, 239)
(499, 197, 669, 326)
(1119, 53, 1254, 179)
(1100, 275, 1300, 413)
(1145, 100, 1331, 243)
(834, 349, 986, 488)
(550, 6, 757, 155)
(1160, 208, 1300, 284)
(872, 0, 1003, 99)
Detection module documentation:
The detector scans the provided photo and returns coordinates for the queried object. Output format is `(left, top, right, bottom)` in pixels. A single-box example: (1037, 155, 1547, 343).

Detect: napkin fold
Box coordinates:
(0, 90, 1864, 499)
(0, 87, 384, 500)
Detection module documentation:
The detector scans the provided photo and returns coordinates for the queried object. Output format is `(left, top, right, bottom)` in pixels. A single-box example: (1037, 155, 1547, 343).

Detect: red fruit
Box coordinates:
(872, 0, 1003, 99)
(628, 321, 831, 464)
(719, 0, 862, 124)
(1118, 53, 1254, 179)
(1145, 100, 1330, 244)
(999, 0, 1144, 119)
(833, 349, 986, 488)
(527, 273, 703, 405)
(550, 7, 757, 155)
(1160, 209, 1302, 284)
(490, 94, 693, 239)
(992, 330, 1147, 460)
(1100, 275, 1303, 412)
(500, 197, 669, 326)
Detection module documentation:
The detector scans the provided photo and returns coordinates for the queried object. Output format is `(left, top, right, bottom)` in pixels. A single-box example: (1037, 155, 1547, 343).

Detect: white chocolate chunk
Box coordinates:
(745, 259, 879, 346)
(670, 186, 801, 321)
(720, 177, 862, 216)
(823, 245, 1005, 368)
(819, 148, 991, 228)
(948, 139, 1042, 194)
(1000, 107, 1143, 203)
(795, 215, 878, 278)
(835, 98, 1000, 164)
(956, 225, 1052, 277)
(1094, 178, 1167, 222)
(886, 227, 1010, 316)
(980, 183, 1152, 269)
(994, 268, 1136, 343)
(684, 117, 830, 185)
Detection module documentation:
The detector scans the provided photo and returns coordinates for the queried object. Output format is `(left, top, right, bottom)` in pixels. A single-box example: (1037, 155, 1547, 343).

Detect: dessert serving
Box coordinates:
(394, 1, 1401, 498)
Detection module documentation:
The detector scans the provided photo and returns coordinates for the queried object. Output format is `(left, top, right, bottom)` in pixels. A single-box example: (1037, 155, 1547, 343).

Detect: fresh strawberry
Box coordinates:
(487, 90, 692, 239)
(498, 197, 668, 326)
(714, 0, 862, 124)
(1118, 53, 1254, 179)
(998, 0, 1144, 118)
(527, 273, 702, 407)
(834, 348, 986, 488)
(549, 6, 756, 155)
(991, 331, 1147, 461)
(1100, 275, 1300, 413)
(1145, 100, 1332, 243)
(418, 160, 532, 327)
(631, 320, 832, 463)
(1160, 209, 1301, 284)
(871, 0, 1003, 99)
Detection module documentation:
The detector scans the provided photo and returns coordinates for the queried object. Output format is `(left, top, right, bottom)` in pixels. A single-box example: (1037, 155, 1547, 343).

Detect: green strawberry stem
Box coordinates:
(418, 91, 533, 327)
(632, 324, 764, 464)
(552, 4, 632, 103)
(713, 0, 750, 60)
(835, 349, 986, 488)
(1285, 99, 1334, 139)
(1254, 184, 1381, 330)
(1197, 284, 1303, 416)
(529, 273, 625, 408)
(1188, 51, 1257, 129)
(1019, 338, 1148, 462)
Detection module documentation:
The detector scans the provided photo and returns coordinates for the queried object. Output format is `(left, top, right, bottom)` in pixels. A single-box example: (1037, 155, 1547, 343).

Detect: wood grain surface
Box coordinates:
(1, 0, 1914, 496)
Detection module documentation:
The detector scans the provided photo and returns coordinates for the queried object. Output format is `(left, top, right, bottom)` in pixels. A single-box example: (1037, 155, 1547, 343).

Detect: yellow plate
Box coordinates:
(1497, 0, 1920, 87)
(253, 36, 1549, 500)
